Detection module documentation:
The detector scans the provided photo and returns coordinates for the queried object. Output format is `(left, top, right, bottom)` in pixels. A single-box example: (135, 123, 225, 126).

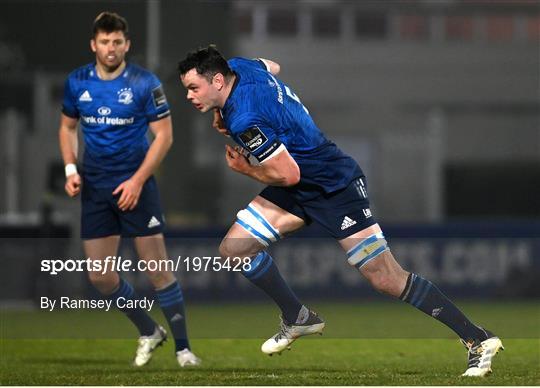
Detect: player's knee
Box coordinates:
(144, 269, 174, 289)
(364, 266, 408, 296)
(219, 238, 233, 258)
(368, 273, 398, 295)
(87, 271, 117, 294)
(219, 237, 257, 259)
(347, 234, 408, 296)
(87, 270, 105, 285)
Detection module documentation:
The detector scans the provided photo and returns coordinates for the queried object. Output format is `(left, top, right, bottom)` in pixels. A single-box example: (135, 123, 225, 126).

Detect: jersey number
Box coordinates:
(285, 86, 309, 114)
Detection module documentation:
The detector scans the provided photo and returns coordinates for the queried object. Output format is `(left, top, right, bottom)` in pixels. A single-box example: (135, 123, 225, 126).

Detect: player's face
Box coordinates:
(91, 31, 130, 72)
(181, 69, 220, 113)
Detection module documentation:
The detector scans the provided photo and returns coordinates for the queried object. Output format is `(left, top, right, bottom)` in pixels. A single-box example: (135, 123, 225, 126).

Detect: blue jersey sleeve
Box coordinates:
(61, 77, 79, 118)
(143, 74, 171, 122)
(229, 57, 268, 72)
(254, 58, 270, 71)
(233, 113, 283, 163)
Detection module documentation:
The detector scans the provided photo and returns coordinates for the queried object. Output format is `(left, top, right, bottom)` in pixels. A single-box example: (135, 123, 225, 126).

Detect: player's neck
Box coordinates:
(95, 61, 126, 81)
(220, 74, 237, 108)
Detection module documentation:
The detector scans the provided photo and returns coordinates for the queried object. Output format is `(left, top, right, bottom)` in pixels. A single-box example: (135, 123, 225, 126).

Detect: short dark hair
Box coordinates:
(177, 45, 232, 82)
(93, 12, 129, 38)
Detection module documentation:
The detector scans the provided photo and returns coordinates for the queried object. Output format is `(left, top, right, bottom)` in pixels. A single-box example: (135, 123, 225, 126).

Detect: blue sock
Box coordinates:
(242, 251, 303, 323)
(156, 281, 190, 351)
(400, 273, 488, 341)
(108, 278, 156, 336)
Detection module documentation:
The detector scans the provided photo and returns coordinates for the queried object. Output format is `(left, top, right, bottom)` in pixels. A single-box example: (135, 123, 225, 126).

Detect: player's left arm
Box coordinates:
(113, 116, 173, 211)
(225, 144, 300, 186)
(257, 58, 280, 75)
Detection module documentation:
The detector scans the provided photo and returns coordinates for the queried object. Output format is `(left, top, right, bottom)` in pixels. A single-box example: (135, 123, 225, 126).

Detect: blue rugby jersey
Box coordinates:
(222, 57, 363, 196)
(62, 62, 170, 188)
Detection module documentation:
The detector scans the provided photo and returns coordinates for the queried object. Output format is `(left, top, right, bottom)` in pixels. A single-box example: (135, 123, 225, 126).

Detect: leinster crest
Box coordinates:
(117, 88, 133, 105)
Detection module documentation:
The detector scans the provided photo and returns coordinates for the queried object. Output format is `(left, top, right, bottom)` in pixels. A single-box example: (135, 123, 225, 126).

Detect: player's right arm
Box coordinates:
(225, 144, 300, 187)
(58, 113, 81, 197)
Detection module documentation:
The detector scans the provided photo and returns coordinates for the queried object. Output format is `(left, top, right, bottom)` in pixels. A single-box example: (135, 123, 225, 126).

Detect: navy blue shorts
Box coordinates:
(259, 176, 376, 239)
(81, 177, 165, 239)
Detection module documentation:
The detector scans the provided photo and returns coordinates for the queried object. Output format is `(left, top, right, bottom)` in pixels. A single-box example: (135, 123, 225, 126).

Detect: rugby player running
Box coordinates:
(177, 45, 503, 377)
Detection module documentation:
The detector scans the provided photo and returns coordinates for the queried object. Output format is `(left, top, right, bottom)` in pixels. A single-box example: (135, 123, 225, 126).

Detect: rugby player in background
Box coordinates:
(59, 12, 200, 367)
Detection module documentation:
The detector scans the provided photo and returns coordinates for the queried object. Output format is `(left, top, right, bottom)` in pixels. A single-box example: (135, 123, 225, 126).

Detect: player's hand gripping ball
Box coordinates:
(225, 144, 251, 174)
(213, 108, 230, 137)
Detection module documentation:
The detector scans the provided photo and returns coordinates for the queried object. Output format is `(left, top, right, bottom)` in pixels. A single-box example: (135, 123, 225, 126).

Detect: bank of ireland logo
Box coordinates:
(117, 87, 133, 104)
(97, 106, 111, 116)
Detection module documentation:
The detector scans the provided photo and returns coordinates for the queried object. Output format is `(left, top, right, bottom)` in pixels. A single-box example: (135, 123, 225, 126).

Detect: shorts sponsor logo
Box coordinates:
(340, 216, 357, 230)
(363, 208, 372, 218)
(147, 216, 161, 228)
(239, 126, 268, 152)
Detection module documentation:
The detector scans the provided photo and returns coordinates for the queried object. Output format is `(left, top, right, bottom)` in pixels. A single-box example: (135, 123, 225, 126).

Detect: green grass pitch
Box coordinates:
(1, 301, 539, 385)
